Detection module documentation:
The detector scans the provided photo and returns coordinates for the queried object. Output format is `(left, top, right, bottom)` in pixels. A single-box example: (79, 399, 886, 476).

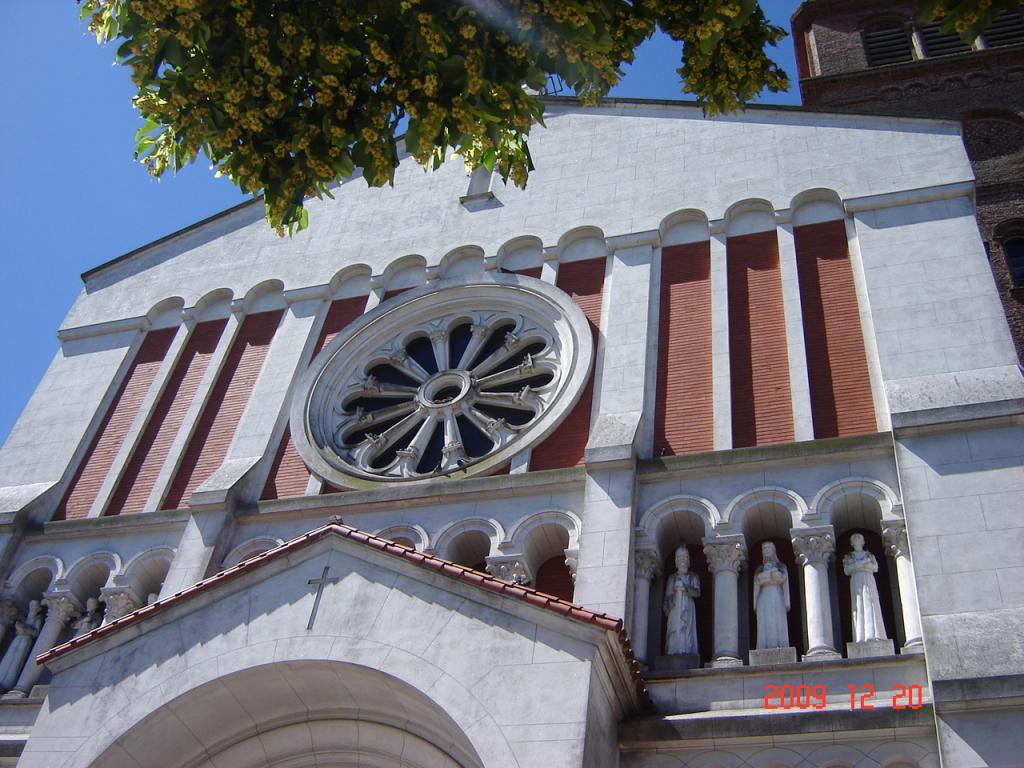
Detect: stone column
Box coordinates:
(883, 522, 924, 652)
(5, 593, 81, 698)
(792, 528, 840, 659)
(703, 536, 747, 667)
(632, 548, 661, 664)
(99, 586, 144, 624)
(776, 223, 815, 442)
(0, 599, 20, 648)
(709, 232, 732, 451)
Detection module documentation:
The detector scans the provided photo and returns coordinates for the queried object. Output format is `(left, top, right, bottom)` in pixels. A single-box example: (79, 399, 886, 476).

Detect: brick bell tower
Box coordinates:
(791, 0, 1024, 361)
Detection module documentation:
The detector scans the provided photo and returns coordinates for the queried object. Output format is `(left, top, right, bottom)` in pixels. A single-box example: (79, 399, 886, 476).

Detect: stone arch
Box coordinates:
(329, 263, 372, 299)
(638, 495, 720, 556)
(688, 752, 745, 768)
(381, 254, 427, 293)
(866, 740, 937, 768)
(660, 209, 711, 246)
(790, 188, 846, 227)
(145, 297, 185, 330)
(241, 279, 286, 314)
(557, 225, 607, 263)
(812, 477, 899, 531)
(506, 508, 581, 552)
(221, 537, 284, 568)
(745, 746, 804, 768)
(119, 547, 174, 599)
(723, 486, 807, 533)
(433, 518, 503, 569)
(3, 556, 63, 604)
(190, 287, 234, 321)
(62, 551, 120, 602)
(82, 660, 488, 768)
(805, 743, 871, 768)
(724, 198, 776, 237)
(496, 235, 544, 273)
(439, 245, 485, 279)
(373, 524, 429, 551)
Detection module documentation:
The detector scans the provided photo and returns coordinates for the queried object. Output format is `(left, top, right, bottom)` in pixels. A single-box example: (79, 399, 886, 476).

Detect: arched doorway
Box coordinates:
(90, 660, 484, 768)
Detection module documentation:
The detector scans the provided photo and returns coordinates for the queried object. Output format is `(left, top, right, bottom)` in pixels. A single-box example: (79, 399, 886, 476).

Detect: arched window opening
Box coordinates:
(863, 23, 914, 66)
(918, 20, 972, 57)
(446, 530, 491, 572)
(534, 556, 574, 602)
(981, 9, 1024, 47)
(1003, 237, 1024, 287)
(523, 522, 573, 601)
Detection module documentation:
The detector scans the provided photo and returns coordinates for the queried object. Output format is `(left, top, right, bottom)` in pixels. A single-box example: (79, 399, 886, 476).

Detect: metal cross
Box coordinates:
(306, 565, 339, 630)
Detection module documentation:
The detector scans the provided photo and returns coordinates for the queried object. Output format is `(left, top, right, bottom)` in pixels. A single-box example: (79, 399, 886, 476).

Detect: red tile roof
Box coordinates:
(39, 519, 649, 705)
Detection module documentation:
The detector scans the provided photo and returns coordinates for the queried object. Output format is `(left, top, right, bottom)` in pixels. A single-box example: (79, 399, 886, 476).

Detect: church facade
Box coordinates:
(0, 90, 1023, 766)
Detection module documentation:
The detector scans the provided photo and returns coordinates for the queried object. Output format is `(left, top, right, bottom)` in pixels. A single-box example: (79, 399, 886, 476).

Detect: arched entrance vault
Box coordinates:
(91, 660, 483, 768)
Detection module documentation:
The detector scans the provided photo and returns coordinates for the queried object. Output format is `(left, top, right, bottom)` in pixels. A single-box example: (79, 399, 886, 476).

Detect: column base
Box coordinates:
(847, 639, 896, 659)
(652, 653, 701, 673)
(749, 647, 797, 666)
(706, 656, 744, 669)
(900, 640, 925, 655)
(802, 647, 842, 662)
(1, 689, 27, 700)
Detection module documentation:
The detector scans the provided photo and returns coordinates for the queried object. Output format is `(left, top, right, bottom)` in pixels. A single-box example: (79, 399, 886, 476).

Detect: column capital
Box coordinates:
(564, 548, 579, 584)
(791, 527, 836, 566)
(485, 556, 531, 586)
(882, 522, 910, 559)
(100, 587, 144, 621)
(41, 592, 81, 625)
(634, 548, 661, 581)
(703, 536, 747, 574)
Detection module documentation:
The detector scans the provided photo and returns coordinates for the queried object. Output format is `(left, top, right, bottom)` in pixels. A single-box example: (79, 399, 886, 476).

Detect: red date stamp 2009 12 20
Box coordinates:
(763, 683, 924, 711)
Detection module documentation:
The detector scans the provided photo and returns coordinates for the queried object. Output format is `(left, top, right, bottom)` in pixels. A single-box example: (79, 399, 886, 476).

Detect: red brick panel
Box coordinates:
(654, 242, 714, 456)
(728, 231, 795, 448)
(105, 320, 227, 515)
(55, 329, 176, 520)
(261, 296, 366, 500)
(512, 266, 543, 279)
(794, 220, 877, 438)
(163, 311, 282, 510)
(529, 257, 605, 471)
(382, 287, 412, 301)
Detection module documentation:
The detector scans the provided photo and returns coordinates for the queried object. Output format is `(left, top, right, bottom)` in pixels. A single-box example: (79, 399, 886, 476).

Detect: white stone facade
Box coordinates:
(0, 99, 1019, 767)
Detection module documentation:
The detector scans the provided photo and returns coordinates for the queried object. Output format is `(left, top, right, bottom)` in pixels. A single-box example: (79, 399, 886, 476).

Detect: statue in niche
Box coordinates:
(663, 545, 700, 655)
(0, 601, 41, 689)
(753, 542, 790, 649)
(843, 533, 888, 642)
(72, 598, 104, 636)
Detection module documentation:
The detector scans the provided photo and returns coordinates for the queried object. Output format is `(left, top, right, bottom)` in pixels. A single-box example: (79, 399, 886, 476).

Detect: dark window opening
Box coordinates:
(863, 23, 914, 66)
(1004, 237, 1024, 287)
(982, 9, 1024, 47)
(918, 21, 972, 57)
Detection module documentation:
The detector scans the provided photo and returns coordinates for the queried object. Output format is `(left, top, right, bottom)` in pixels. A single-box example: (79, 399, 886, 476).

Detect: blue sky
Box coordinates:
(0, 1, 800, 447)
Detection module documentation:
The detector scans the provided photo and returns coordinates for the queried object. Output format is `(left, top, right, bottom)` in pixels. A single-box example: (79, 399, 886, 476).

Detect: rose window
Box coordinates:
(291, 275, 594, 488)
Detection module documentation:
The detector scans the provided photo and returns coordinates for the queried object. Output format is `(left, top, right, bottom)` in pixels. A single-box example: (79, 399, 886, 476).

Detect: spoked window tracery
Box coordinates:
(292, 275, 594, 488)
(337, 312, 557, 478)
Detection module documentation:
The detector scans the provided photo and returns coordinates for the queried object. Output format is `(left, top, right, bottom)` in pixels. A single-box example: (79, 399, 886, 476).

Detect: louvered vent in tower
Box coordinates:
(919, 21, 972, 57)
(982, 9, 1024, 47)
(863, 24, 914, 67)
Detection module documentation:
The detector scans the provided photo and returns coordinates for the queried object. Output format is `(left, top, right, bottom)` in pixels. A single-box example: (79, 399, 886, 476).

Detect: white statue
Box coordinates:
(753, 542, 790, 649)
(72, 598, 104, 636)
(843, 533, 887, 642)
(663, 546, 700, 655)
(0, 601, 41, 690)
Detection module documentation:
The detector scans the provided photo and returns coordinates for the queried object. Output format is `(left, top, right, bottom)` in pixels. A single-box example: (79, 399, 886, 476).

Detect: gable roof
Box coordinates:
(39, 518, 647, 702)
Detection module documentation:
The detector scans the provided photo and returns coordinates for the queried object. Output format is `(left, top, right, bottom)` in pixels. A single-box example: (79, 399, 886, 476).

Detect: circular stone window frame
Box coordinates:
(290, 273, 595, 489)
